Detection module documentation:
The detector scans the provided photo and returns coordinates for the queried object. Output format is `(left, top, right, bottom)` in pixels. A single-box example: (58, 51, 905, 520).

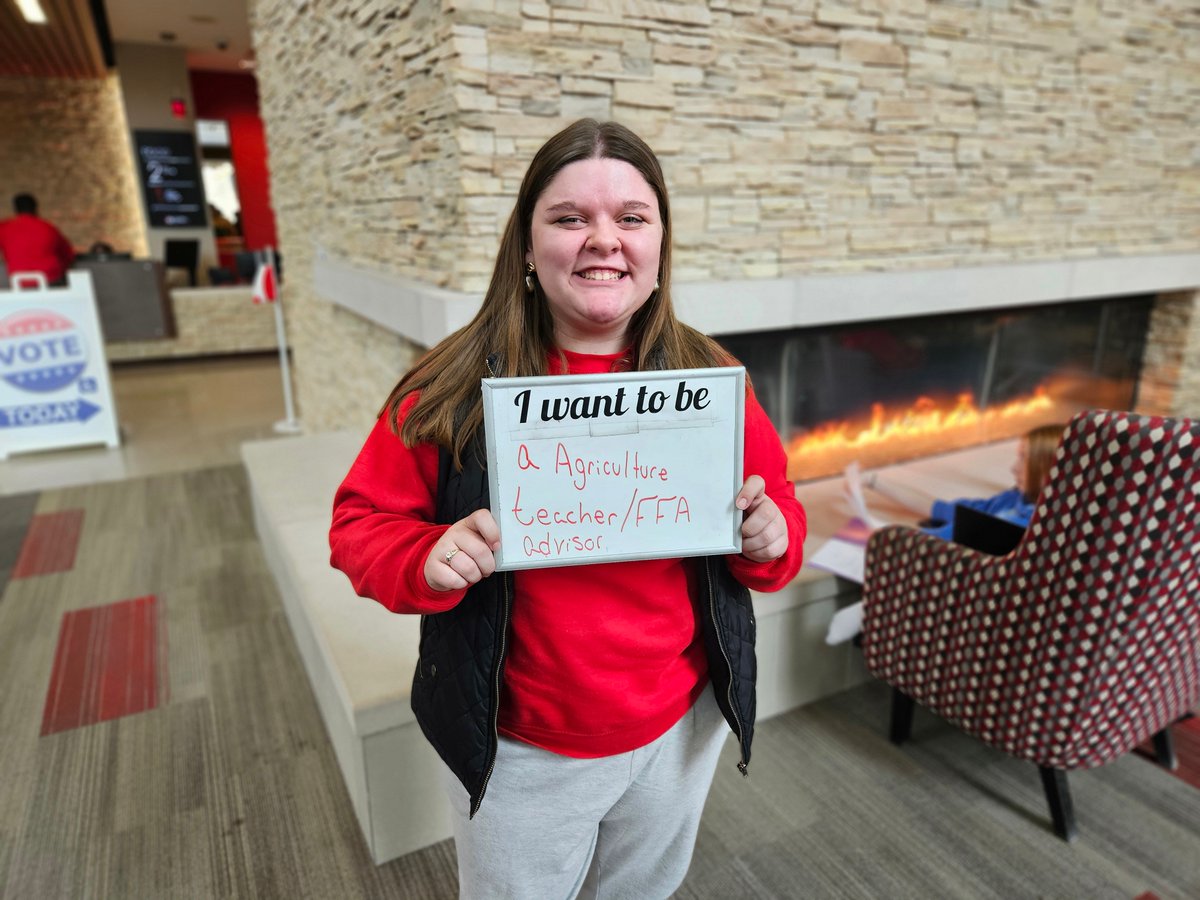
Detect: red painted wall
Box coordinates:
(188, 70, 278, 253)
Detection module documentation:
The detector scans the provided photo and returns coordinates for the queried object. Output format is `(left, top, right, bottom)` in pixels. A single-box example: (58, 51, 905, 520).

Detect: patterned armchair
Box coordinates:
(861, 410, 1200, 840)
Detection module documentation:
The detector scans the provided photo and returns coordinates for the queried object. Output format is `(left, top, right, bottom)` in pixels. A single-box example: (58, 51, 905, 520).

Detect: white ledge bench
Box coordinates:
(242, 431, 875, 864)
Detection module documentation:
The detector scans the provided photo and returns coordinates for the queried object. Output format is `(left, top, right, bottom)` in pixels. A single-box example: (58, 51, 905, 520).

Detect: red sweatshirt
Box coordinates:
(329, 349, 807, 758)
(0, 214, 74, 284)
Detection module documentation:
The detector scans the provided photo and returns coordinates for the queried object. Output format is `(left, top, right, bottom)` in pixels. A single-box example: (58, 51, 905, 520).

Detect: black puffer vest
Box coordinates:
(411, 444, 758, 817)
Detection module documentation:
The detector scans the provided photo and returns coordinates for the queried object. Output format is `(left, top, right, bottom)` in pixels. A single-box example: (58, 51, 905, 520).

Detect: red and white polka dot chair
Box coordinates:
(860, 409, 1200, 841)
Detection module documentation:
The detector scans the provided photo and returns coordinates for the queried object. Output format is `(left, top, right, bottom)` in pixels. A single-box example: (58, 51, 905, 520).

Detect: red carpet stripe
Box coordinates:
(41, 596, 164, 736)
(12, 509, 85, 578)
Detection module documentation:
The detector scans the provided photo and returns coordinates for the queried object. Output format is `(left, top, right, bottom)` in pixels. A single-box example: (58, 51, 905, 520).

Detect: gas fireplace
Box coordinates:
(717, 295, 1154, 482)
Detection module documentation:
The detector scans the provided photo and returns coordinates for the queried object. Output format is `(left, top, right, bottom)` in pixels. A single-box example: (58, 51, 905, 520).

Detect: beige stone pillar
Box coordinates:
(1138, 290, 1200, 418)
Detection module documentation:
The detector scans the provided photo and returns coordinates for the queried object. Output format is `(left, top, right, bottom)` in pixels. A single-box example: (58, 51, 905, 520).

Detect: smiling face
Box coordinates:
(526, 157, 663, 354)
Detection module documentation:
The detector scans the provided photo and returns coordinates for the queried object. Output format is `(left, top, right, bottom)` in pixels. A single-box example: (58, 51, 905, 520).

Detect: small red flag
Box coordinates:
(252, 260, 277, 304)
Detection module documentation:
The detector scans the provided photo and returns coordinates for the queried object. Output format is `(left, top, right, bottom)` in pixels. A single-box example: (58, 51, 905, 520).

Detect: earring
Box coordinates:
(654, 278, 660, 292)
(525, 262, 536, 293)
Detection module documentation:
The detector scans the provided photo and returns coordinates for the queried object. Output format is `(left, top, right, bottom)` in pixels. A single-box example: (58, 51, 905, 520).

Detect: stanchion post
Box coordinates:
(266, 247, 302, 434)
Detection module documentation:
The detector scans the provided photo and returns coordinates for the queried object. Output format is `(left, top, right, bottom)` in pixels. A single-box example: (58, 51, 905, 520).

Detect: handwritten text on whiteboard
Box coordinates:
(482, 367, 745, 570)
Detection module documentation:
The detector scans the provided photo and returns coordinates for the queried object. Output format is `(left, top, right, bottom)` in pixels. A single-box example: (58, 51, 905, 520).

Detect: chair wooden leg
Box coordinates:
(889, 688, 914, 745)
(1038, 766, 1078, 842)
(1152, 727, 1177, 770)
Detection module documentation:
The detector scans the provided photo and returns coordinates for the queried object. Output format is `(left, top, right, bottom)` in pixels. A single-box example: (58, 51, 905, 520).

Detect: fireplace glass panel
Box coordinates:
(716, 295, 1153, 481)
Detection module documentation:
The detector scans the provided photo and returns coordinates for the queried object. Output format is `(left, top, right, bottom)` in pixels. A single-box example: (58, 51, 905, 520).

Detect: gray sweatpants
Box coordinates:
(440, 685, 729, 900)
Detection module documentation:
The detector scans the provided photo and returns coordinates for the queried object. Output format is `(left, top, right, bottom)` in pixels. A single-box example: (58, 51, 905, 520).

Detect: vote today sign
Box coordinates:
(0, 271, 121, 459)
(482, 367, 745, 570)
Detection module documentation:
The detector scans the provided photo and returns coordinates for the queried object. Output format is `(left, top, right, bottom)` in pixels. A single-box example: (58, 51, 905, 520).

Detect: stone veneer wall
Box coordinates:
(250, 0, 1200, 431)
(1139, 291, 1200, 419)
(1180, 295, 1200, 416)
(251, 0, 462, 431)
(0, 75, 146, 258)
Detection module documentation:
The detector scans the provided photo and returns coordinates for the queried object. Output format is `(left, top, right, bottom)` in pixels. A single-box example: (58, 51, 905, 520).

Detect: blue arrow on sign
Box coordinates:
(0, 399, 102, 428)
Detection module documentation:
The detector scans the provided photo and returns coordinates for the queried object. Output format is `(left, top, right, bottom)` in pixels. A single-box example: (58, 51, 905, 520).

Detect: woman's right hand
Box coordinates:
(424, 509, 502, 592)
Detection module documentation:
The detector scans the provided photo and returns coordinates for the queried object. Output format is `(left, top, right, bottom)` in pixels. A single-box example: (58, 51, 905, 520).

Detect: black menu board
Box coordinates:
(133, 130, 207, 228)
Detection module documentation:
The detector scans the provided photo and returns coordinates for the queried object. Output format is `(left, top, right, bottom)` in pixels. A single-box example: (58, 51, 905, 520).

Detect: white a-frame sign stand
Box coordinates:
(0, 271, 121, 459)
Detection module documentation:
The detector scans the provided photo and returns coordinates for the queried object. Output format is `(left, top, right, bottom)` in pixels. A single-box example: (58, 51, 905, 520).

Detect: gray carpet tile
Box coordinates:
(0, 491, 39, 594)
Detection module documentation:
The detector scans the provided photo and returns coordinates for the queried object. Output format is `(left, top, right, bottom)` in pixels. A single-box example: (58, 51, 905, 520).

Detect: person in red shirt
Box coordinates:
(330, 119, 807, 899)
(0, 193, 75, 287)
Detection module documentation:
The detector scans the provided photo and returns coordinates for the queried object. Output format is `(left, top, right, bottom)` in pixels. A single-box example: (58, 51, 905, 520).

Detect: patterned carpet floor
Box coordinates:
(0, 491, 39, 597)
(0, 467, 1197, 899)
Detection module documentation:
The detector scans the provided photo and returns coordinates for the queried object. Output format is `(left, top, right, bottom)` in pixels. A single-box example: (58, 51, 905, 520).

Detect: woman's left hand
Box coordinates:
(736, 474, 789, 562)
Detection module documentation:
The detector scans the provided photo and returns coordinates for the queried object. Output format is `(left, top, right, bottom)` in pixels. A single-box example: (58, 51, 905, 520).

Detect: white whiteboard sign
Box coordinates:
(0, 271, 121, 459)
(482, 367, 745, 570)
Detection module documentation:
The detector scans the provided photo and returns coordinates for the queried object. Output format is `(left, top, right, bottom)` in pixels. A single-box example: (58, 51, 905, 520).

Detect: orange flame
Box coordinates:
(787, 386, 1057, 481)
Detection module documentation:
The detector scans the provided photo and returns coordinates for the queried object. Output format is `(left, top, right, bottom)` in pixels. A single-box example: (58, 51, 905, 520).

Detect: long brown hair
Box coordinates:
(1023, 422, 1065, 502)
(383, 118, 732, 466)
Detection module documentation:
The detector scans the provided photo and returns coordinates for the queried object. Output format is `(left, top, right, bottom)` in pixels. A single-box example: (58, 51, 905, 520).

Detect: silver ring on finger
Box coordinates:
(445, 548, 460, 563)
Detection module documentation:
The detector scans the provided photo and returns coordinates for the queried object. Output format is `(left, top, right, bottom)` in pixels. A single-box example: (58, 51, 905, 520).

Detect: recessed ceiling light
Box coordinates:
(15, 0, 48, 25)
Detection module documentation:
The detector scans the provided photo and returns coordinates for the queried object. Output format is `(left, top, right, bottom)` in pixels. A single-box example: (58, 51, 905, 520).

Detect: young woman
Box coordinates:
(862, 423, 1064, 539)
(329, 119, 807, 898)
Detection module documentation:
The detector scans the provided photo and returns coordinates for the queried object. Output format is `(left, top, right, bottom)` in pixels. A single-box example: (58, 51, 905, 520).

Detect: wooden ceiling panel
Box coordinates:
(0, 0, 107, 79)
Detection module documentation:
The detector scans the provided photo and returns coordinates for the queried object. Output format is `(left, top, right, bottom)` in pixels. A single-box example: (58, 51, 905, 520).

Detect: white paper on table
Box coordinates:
(807, 537, 866, 583)
(825, 601, 863, 645)
(843, 461, 888, 531)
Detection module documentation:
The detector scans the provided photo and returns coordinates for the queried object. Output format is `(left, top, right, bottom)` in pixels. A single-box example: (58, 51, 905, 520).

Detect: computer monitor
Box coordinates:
(164, 239, 200, 287)
(951, 505, 1026, 556)
(234, 251, 259, 282)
